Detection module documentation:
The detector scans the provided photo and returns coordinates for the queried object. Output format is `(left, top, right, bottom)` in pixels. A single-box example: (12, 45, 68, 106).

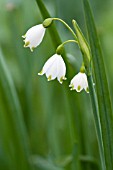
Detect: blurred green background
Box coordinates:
(0, 0, 113, 170)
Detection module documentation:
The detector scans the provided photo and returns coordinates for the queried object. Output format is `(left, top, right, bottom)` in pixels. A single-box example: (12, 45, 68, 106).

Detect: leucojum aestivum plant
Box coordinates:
(22, 18, 89, 92)
(22, 0, 113, 169)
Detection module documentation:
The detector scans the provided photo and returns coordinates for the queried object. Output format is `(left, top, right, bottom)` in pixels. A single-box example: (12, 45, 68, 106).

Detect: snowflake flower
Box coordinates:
(38, 54, 66, 84)
(22, 24, 46, 51)
(69, 72, 89, 93)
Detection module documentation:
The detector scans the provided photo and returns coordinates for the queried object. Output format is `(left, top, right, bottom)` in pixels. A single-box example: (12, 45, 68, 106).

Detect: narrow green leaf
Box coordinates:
(87, 75, 105, 170)
(83, 0, 113, 169)
(0, 49, 32, 170)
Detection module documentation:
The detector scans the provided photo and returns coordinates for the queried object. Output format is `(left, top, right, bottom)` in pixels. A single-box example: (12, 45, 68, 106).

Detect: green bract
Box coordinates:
(72, 20, 91, 71)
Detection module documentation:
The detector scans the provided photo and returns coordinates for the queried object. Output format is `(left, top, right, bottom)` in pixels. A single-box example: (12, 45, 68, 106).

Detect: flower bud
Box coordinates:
(72, 20, 91, 70)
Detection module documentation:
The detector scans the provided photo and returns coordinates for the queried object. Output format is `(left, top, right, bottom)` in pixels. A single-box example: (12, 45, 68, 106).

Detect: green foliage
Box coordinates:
(83, 0, 113, 169)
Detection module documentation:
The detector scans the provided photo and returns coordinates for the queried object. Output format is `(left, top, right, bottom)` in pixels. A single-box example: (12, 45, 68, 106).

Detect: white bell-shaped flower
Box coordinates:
(69, 72, 89, 93)
(38, 54, 66, 84)
(22, 24, 46, 51)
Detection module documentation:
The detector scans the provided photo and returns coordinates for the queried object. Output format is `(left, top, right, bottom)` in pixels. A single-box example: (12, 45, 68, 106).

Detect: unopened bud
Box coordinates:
(72, 20, 91, 69)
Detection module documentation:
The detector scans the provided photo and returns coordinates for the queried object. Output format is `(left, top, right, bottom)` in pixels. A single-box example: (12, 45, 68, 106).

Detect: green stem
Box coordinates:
(53, 18, 77, 40)
(56, 40, 78, 55)
(87, 74, 106, 170)
(0, 49, 32, 170)
(62, 39, 78, 45)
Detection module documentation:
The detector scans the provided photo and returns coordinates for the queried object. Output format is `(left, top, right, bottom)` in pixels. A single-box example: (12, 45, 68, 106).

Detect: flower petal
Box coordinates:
(42, 54, 57, 74)
(82, 73, 89, 92)
(45, 60, 58, 80)
(57, 56, 66, 83)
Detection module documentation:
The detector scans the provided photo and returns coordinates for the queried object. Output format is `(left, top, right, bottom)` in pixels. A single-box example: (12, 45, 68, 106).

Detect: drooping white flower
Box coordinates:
(69, 72, 89, 93)
(38, 54, 66, 84)
(22, 24, 46, 52)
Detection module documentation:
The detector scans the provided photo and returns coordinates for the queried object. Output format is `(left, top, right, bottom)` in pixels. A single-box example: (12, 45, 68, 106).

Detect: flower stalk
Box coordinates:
(51, 18, 77, 40)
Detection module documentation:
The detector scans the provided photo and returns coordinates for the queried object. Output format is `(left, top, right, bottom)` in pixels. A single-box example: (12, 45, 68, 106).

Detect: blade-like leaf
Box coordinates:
(0, 49, 32, 170)
(83, 0, 113, 169)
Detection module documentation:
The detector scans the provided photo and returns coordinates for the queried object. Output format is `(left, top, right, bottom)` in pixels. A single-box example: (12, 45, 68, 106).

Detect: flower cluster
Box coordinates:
(22, 20, 89, 93)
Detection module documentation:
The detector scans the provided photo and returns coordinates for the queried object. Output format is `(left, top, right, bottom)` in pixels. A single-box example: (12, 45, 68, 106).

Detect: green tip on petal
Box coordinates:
(63, 77, 67, 80)
(69, 84, 72, 87)
(24, 41, 30, 47)
(59, 81, 63, 84)
(22, 34, 26, 38)
(86, 87, 89, 93)
(30, 47, 35, 52)
(59, 76, 67, 84)
(47, 75, 52, 81)
(38, 70, 43, 75)
(77, 85, 81, 91)
(69, 84, 74, 90)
